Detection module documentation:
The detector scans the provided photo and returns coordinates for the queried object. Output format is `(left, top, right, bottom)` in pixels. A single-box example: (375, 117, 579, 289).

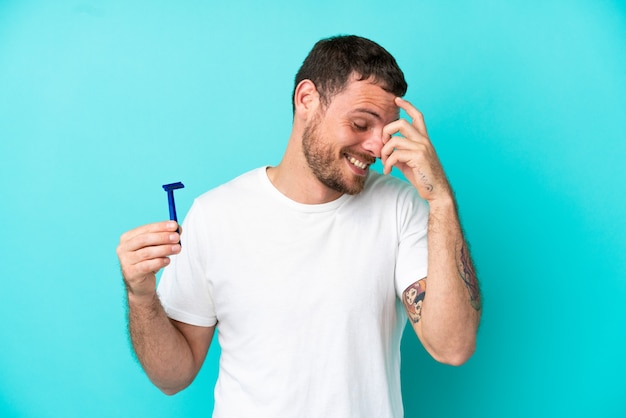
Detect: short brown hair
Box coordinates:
(293, 35, 408, 111)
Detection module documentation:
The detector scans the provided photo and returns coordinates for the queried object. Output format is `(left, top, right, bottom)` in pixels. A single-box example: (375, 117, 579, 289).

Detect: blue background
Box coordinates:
(1, 1, 625, 417)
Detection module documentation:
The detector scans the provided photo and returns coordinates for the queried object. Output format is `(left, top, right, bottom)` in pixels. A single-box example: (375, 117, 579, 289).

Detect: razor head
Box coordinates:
(162, 182, 185, 191)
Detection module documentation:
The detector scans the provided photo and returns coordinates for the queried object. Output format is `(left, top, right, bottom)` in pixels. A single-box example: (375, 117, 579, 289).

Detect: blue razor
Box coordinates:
(162, 182, 185, 233)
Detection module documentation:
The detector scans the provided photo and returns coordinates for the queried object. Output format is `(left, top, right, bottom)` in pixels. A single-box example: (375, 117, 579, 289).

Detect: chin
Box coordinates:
(339, 176, 367, 195)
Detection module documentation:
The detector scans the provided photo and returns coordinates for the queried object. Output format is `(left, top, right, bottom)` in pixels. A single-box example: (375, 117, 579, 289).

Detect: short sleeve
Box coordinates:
(394, 189, 429, 298)
(157, 200, 217, 327)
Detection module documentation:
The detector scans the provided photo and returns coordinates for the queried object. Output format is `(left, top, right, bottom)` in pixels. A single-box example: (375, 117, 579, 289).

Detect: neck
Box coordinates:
(267, 135, 343, 205)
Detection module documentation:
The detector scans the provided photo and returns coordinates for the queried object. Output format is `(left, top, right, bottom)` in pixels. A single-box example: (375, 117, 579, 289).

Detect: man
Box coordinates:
(117, 35, 481, 417)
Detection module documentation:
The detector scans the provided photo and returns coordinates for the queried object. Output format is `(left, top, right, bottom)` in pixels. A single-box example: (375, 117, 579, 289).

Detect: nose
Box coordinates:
(361, 129, 384, 158)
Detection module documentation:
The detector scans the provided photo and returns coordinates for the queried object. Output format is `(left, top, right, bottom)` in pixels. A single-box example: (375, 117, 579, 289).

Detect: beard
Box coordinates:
(301, 113, 372, 195)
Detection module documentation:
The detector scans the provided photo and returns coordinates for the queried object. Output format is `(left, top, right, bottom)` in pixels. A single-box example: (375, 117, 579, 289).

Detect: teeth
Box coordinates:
(349, 156, 368, 169)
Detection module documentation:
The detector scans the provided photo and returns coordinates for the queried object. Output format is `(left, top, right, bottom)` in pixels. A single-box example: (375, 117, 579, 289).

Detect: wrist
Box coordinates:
(427, 192, 456, 213)
(126, 288, 159, 308)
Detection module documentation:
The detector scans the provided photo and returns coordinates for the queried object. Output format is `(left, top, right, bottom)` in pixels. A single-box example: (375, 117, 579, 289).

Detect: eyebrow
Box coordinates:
(350, 108, 382, 120)
(349, 108, 401, 124)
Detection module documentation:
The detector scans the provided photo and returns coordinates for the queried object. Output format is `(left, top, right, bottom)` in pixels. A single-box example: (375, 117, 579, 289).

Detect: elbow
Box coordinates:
(427, 340, 476, 366)
(148, 362, 198, 396)
(158, 382, 190, 396)
(420, 317, 480, 366)
(153, 377, 193, 396)
(160, 387, 183, 396)
(437, 347, 475, 366)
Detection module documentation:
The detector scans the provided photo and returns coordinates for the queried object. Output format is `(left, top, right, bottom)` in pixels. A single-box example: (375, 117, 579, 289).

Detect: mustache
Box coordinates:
(343, 149, 377, 165)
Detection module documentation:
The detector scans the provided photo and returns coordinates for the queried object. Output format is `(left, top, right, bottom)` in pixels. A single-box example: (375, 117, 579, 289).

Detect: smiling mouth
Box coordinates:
(345, 154, 374, 170)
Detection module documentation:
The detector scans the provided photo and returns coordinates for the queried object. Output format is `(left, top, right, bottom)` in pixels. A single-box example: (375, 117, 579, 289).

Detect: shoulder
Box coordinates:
(182, 167, 268, 225)
(357, 171, 429, 225)
(195, 167, 266, 205)
(362, 171, 425, 205)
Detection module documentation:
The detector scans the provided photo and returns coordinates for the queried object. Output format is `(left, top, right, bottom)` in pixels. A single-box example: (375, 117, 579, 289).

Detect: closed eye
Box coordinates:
(352, 123, 368, 132)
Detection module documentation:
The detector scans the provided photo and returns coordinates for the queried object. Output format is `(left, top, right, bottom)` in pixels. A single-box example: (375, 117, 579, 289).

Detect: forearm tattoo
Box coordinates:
(457, 243, 481, 311)
(403, 279, 427, 324)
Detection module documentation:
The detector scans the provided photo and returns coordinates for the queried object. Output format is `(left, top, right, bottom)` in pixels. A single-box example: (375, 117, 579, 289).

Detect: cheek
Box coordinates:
(344, 129, 372, 147)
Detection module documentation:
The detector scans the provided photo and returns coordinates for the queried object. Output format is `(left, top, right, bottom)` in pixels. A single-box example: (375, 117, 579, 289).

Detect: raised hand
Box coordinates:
(381, 97, 452, 203)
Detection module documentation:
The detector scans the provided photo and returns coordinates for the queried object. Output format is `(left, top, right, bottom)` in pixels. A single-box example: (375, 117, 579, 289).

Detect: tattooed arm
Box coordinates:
(402, 197, 482, 365)
(403, 279, 427, 325)
(383, 97, 481, 365)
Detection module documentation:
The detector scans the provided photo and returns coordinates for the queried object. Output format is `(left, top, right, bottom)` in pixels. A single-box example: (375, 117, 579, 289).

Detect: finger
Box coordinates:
(118, 231, 181, 266)
(125, 254, 172, 278)
(120, 239, 180, 267)
(383, 148, 418, 172)
(121, 243, 180, 281)
(131, 242, 181, 265)
(132, 230, 180, 252)
(380, 139, 406, 174)
(382, 119, 404, 144)
(380, 135, 402, 169)
(381, 136, 434, 175)
(395, 97, 428, 138)
(119, 224, 180, 255)
(381, 135, 422, 162)
(383, 118, 431, 149)
(120, 221, 179, 243)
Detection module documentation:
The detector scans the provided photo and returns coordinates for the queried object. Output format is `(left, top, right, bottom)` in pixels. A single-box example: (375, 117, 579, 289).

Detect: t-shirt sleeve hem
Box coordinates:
(161, 301, 217, 328)
(395, 265, 428, 298)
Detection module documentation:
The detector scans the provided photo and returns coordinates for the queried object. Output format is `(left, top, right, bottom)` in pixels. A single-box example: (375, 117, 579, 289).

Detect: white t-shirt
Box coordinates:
(158, 167, 429, 418)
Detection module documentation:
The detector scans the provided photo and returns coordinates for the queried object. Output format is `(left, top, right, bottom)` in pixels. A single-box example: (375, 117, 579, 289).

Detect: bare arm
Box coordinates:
(117, 221, 215, 394)
(402, 198, 481, 365)
(383, 97, 481, 365)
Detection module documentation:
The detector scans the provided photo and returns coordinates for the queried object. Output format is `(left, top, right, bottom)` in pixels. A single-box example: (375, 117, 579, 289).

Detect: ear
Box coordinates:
(293, 79, 319, 119)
